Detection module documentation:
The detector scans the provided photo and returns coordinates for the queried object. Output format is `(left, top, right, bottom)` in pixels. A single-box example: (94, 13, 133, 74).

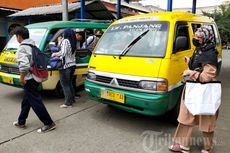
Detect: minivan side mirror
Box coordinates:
(173, 36, 188, 53)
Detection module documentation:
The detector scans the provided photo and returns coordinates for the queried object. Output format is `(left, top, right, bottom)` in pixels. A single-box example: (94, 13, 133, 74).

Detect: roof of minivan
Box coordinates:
(26, 21, 110, 29)
(114, 11, 214, 24)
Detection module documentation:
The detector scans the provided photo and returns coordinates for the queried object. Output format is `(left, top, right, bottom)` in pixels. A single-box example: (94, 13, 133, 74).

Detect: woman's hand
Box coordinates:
(51, 53, 56, 57)
(51, 52, 60, 57)
(183, 69, 192, 76)
(184, 56, 190, 64)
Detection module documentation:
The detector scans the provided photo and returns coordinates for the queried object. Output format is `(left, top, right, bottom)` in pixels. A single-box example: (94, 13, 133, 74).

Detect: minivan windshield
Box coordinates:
(4, 28, 47, 51)
(94, 21, 169, 57)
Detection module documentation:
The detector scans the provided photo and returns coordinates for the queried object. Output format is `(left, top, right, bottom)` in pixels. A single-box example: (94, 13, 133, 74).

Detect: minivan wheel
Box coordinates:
(168, 90, 183, 125)
(54, 82, 64, 98)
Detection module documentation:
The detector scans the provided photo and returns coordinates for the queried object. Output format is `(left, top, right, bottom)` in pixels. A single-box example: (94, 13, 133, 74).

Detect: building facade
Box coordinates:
(0, 0, 76, 10)
(0, 0, 77, 50)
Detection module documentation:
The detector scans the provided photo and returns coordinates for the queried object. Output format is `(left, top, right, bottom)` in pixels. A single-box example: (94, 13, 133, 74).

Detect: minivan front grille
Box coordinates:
(117, 79, 140, 88)
(94, 75, 140, 89)
(0, 65, 20, 74)
(96, 75, 113, 84)
(10, 67, 20, 74)
(0, 65, 8, 72)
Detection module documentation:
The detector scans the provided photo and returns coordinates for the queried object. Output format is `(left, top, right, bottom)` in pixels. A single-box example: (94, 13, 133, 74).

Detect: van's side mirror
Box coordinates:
(173, 36, 188, 53)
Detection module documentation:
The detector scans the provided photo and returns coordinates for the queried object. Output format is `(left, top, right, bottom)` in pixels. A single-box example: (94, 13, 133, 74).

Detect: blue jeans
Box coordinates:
(59, 66, 75, 105)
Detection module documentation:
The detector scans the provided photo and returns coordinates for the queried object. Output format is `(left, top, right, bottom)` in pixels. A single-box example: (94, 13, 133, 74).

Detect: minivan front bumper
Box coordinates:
(0, 72, 21, 87)
(85, 81, 171, 116)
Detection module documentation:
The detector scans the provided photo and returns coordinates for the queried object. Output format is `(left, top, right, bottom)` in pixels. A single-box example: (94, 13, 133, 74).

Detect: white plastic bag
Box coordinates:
(184, 81, 221, 115)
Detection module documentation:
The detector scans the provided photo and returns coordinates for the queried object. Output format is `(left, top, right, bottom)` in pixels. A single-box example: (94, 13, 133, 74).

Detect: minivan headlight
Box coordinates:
(87, 72, 96, 80)
(139, 81, 157, 90)
(139, 80, 168, 92)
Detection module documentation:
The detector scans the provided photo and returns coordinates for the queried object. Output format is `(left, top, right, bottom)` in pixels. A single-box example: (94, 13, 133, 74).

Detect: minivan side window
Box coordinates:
(44, 29, 61, 52)
(208, 24, 221, 45)
(173, 22, 190, 53)
(191, 23, 202, 33)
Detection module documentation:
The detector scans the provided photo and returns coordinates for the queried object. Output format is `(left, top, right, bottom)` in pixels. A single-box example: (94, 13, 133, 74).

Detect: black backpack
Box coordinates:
(21, 44, 48, 82)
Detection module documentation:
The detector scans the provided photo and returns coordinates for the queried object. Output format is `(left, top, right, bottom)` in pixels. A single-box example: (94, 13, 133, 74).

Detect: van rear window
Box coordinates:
(94, 21, 169, 57)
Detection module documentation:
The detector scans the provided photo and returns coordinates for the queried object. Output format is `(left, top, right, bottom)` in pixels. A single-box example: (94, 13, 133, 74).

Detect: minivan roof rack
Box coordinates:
(71, 19, 113, 24)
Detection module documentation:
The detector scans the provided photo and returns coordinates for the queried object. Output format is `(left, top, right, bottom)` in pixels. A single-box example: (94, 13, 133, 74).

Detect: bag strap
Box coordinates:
(196, 72, 201, 82)
(183, 86, 186, 100)
(61, 56, 66, 68)
(20, 43, 34, 48)
(20, 43, 35, 67)
(86, 36, 95, 48)
(186, 80, 221, 84)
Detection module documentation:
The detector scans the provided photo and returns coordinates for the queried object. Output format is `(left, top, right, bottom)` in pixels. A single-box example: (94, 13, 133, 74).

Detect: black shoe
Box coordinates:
(13, 121, 26, 128)
(37, 123, 56, 133)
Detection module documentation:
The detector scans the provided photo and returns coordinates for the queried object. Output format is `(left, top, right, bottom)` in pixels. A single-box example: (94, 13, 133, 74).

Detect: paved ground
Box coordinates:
(0, 50, 229, 153)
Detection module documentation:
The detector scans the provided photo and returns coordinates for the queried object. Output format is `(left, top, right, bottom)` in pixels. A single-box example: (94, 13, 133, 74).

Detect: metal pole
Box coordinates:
(80, 0, 85, 19)
(117, 0, 121, 19)
(192, 0, 197, 14)
(4, 17, 8, 43)
(167, 0, 172, 12)
(62, 0, 68, 21)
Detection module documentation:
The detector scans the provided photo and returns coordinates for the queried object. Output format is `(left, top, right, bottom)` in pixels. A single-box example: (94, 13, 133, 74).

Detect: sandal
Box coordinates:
(169, 144, 190, 153)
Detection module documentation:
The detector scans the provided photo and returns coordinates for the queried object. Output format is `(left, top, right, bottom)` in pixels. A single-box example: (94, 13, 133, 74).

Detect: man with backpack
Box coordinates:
(13, 27, 56, 133)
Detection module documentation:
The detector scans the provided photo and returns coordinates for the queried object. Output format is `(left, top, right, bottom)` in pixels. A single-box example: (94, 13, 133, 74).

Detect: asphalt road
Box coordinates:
(0, 50, 229, 153)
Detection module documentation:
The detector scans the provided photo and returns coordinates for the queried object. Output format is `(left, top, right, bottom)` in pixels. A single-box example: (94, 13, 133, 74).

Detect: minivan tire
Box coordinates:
(168, 89, 183, 125)
(54, 82, 64, 98)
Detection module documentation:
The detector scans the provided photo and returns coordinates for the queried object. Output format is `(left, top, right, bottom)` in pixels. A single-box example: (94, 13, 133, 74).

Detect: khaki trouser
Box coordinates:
(173, 123, 214, 150)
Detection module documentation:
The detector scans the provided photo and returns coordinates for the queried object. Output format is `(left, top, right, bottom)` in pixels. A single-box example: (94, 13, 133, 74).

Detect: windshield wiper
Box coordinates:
(118, 30, 149, 59)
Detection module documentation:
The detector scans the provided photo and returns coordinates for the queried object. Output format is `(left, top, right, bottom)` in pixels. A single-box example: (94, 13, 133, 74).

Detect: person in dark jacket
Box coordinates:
(169, 26, 218, 153)
(13, 27, 56, 133)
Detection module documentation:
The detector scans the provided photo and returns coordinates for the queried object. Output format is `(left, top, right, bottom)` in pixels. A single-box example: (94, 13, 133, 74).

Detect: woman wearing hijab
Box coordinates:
(169, 26, 218, 153)
(52, 28, 77, 108)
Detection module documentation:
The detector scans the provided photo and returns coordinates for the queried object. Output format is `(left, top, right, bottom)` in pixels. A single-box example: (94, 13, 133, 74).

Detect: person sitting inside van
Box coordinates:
(82, 29, 103, 52)
(75, 31, 84, 49)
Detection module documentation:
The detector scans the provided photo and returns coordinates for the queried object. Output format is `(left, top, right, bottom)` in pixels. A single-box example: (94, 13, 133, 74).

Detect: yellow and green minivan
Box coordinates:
(85, 12, 222, 119)
(0, 21, 109, 96)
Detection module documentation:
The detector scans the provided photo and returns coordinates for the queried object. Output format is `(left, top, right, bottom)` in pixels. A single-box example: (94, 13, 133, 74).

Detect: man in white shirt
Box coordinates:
(82, 29, 104, 52)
